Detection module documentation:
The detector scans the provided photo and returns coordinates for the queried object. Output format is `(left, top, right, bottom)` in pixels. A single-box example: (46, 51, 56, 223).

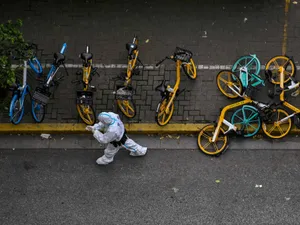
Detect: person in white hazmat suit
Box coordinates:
(86, 112, 147, 165)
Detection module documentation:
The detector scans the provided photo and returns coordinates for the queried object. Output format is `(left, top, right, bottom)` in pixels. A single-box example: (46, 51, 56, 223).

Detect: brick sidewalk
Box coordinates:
(1, 57, 299, 124)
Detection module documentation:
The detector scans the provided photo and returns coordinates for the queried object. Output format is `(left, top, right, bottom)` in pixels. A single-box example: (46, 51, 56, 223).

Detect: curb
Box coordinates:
(0, 123, 207, 134)
(1, 123, 300, 135)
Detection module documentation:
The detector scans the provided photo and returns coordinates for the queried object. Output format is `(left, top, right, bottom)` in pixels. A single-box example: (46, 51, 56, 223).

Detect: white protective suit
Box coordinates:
(86, 112, 147, 165)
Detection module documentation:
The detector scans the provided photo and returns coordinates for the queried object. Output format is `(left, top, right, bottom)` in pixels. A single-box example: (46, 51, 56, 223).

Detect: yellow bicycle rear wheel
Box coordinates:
(197, 124, 228, 156)
(117, 99, 136, 118)
(155, 98, 174, 126)
(262, 108, 292, 139)
(182, 58, 197, 79)
(216, 70, 243, 98)
(76, 104, 96, 125)
(265, 55, 296, 84)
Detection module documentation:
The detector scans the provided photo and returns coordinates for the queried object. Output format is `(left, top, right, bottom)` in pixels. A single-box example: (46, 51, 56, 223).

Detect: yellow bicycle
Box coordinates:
(155, 47, 197, 126)
(72, 46, 99, 125)
(114, 35, 143, 118)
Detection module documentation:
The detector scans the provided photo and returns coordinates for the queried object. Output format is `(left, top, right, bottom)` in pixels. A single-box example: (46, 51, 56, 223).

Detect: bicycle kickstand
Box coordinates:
(62, 63, 69, 76)
(137, 57, 144, 67)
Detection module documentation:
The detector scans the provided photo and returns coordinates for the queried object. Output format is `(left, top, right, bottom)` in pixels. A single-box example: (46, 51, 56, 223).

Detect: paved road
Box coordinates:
(0, 148, 300, 225)
(0, 0, 290, 64)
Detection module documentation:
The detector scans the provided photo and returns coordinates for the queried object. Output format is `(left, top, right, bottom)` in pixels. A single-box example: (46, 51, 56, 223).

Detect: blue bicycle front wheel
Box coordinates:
(9, 94, 25, 125)
(231, 105, 261, 137)
(31, 100, 46, 123)
(232, 55, 261, 87)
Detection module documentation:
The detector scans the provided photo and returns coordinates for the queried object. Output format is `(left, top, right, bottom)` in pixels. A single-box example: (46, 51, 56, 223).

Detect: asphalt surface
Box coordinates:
(0, 148, 300, 225)
(0, 0, 290, 64)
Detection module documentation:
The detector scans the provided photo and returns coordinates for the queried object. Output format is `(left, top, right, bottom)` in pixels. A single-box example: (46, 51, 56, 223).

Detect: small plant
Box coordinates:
(0, 19, 33, 88)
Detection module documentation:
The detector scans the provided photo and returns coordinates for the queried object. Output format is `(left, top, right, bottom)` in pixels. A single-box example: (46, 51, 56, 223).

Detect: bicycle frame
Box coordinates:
(82, 46, 92, 90)
(164, 60, 181, 114)
(125, 35, 139, 85)
(45, 43, 67, 87)
(212, 98, 253, 142)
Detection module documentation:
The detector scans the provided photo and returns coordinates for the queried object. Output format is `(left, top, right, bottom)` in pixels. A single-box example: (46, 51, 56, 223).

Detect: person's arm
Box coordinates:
(92, 122, 105, 131)
(93, 130, 117, 144)
(86, 122, 105, 132)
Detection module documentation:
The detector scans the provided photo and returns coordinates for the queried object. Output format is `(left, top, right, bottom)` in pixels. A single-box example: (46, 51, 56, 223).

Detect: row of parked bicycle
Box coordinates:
(8, 35, 197, 125)
(9, 35, 300, 157)
(197, 54, 300, 156)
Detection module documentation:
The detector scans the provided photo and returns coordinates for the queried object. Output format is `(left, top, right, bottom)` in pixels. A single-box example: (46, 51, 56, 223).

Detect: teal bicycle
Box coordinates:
(231, 54, 265, 88)
(216, 54, 265, 99)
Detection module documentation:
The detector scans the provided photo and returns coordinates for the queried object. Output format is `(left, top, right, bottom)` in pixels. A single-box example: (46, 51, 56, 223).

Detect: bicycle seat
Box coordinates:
(80, 52, 93, 62)
(155, 80, 167, 93)
(54, 52, 65, 64)
(126, 43, 137, 55)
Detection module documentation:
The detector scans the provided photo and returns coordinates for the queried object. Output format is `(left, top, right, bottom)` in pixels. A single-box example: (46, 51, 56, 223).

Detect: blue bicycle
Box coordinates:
(31, 43, 68, 123)
(8, 43, 45, 124)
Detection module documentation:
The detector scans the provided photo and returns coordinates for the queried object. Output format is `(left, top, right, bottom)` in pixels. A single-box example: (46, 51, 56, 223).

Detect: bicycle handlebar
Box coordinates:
(60, 43, 67, 54)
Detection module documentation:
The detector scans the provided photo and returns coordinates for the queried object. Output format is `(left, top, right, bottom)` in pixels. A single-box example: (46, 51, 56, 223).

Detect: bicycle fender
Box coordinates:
(241, 105, 259, 112)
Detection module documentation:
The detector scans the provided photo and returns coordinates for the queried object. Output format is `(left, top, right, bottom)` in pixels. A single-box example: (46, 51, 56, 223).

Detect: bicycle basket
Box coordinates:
(115, 85, 134, 100)
(32, 87, 51, 106)
(76, 91, 93, 105)
(174, 47, 193, 62)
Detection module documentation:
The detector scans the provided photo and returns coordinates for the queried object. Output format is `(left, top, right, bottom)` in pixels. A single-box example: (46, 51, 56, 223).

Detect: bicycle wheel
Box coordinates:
(265, 55, 296, 84)
(232, 55, 260, 77)
(155, 97, 174, 126)
(28, 57, 43, 77)
(262, 108, 291, 139)
(9, 94, 25, 125)
(182, 58, 197, 79)
(216, 70, 243, 98)
(31, 100, 46, 123)
(117, 99, 136, 118)
(76, 104, 96, 125)
(231, 105, 261, 137)
(197, 124, 228, 156)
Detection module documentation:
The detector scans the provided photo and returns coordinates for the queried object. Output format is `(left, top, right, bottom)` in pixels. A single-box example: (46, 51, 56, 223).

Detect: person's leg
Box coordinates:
(96, 143, 120, 165)
(122, 137, 147, 157)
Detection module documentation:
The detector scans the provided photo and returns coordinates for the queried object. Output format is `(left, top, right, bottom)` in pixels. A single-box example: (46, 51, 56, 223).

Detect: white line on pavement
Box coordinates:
(12, 63, 300, 70)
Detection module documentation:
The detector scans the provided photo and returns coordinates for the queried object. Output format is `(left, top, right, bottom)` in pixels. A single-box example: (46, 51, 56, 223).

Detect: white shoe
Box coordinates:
(129, 147, 147, 157)
(96, 156, 113, 165)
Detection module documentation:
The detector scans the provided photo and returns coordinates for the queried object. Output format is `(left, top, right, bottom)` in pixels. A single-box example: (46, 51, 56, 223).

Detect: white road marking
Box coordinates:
(11, 63, 300, 70)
